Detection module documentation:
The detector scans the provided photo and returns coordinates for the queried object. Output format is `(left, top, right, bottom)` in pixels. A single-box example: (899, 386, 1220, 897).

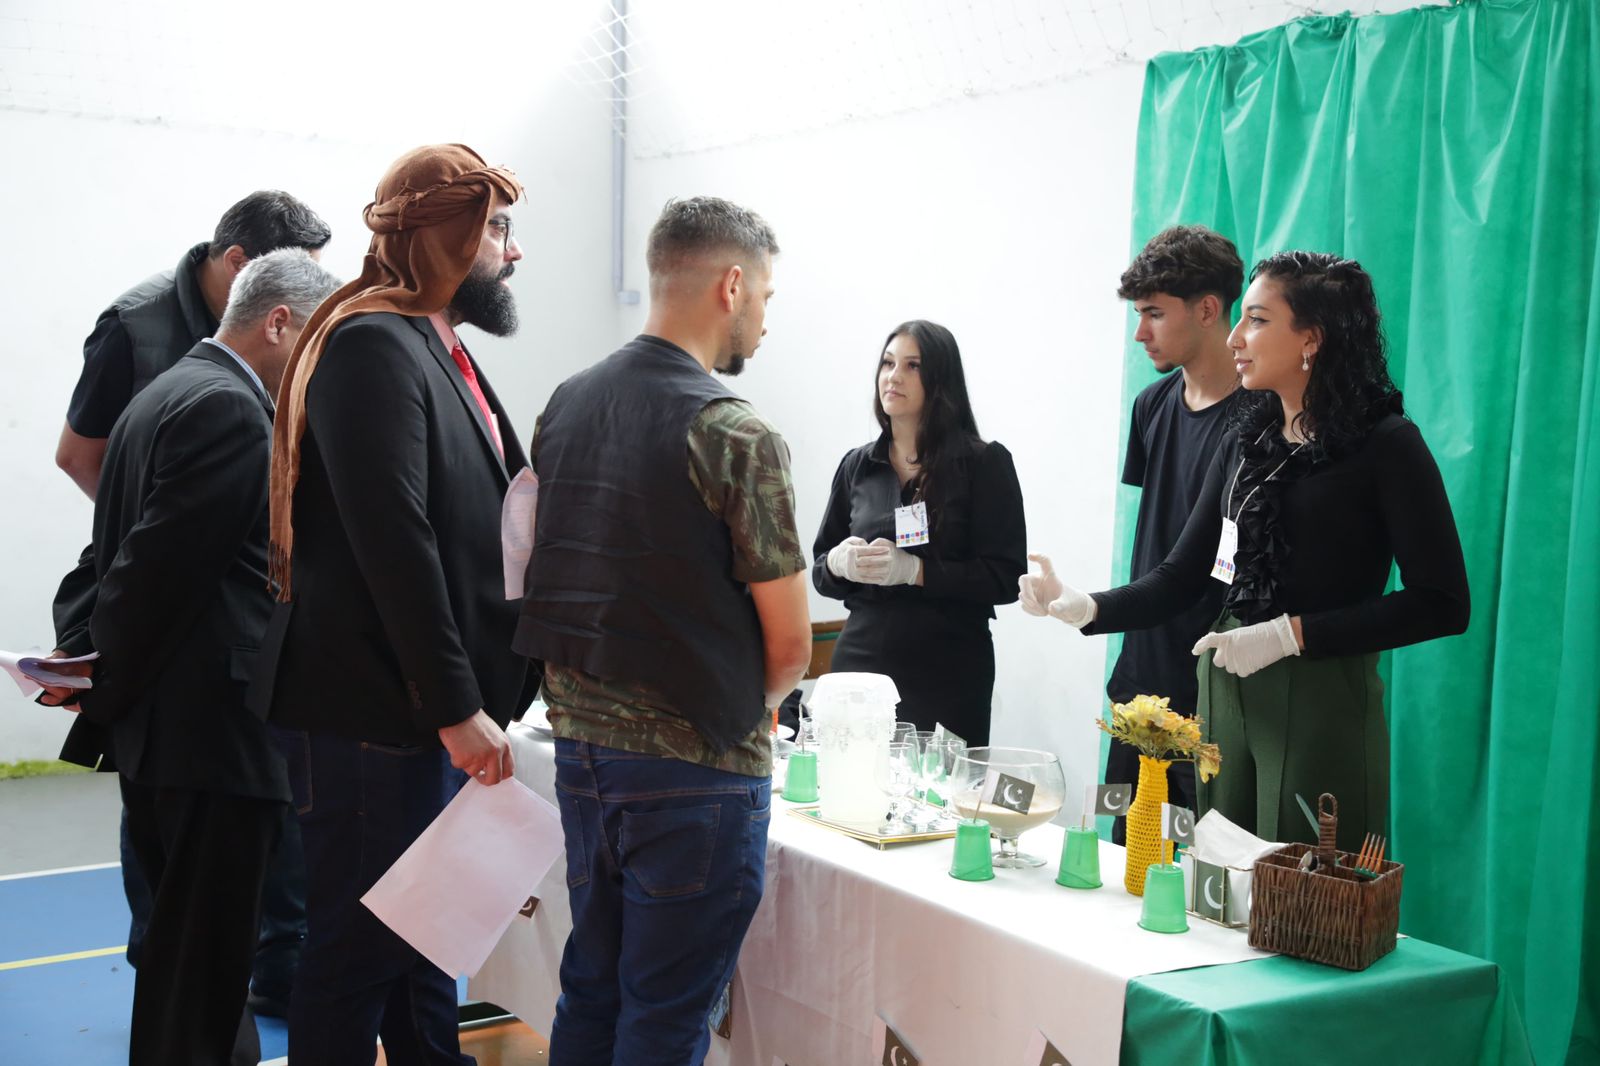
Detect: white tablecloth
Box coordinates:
(470, 724, 1269, 1066)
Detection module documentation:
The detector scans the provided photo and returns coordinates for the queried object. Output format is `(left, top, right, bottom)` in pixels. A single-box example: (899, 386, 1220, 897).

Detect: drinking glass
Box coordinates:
(944, 747, 1066, 868)
(921, 738, 966, 823)
(874, 741, 917, 829)
(796, 705, 820, 750)
(904, 731, 934, 799)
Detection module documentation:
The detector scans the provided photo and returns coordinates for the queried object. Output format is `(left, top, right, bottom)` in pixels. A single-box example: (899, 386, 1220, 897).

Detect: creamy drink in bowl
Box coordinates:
(949, 793, 1065, 838)
(948, 747, 1067, 868)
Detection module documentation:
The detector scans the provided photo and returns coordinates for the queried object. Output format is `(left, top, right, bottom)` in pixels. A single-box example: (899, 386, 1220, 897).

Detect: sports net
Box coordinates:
(4, 0, 1426, 153)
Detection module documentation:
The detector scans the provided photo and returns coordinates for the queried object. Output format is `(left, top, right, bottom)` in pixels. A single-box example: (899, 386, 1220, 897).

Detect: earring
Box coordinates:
(1302, 351, 1311, 371)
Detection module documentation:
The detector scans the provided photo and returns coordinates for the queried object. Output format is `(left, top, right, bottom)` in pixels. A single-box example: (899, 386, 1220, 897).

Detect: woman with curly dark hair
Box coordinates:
(1020, 253, 1469, 849)
(813, 320, 1027, 746)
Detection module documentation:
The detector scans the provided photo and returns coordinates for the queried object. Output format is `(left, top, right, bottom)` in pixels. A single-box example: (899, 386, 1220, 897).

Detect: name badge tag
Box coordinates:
(1210, 517, 1239, 585)
(894, 501, 930, 547)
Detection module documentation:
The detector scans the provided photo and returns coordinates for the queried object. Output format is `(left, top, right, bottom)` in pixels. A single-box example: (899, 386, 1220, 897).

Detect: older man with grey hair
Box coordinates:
(40, 248, 340, 1066)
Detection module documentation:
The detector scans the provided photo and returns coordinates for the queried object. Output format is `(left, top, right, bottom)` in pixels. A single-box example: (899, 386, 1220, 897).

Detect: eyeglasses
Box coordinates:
(487, 216, 515, 248)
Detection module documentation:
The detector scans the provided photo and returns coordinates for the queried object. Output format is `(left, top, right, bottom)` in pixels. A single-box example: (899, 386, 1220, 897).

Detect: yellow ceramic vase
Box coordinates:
(1124, 755, 1173, 896)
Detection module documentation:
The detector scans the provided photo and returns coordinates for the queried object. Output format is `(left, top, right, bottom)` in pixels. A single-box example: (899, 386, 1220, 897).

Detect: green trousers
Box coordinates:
(1195, 614, 1388, 853)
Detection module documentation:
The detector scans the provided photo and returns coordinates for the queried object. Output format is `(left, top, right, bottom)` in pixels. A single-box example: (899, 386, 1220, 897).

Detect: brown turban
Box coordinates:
(268, 143, 523, 597)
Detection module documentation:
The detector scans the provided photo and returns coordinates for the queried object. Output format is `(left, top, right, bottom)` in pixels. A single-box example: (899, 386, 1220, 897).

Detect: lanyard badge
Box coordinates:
(1214, 431, 1305, 587)
(894, 501, 930, 547)
(1210, 517, 1239, 585)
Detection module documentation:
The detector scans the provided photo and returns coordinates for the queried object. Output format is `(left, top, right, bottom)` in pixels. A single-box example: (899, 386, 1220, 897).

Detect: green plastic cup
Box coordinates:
(949, 818, 996, 882)
(782, 750, 818, 803)
(1138, 863, 1190, 933)
(1056, 825, 1102, 889)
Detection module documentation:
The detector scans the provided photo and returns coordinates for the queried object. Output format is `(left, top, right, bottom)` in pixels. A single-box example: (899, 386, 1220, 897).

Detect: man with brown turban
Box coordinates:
(251, 144, 540, 1065)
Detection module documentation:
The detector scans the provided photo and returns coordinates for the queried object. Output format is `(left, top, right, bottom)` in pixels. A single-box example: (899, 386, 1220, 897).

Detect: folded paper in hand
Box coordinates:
(0, 650, 99, 697)
(501, 467, 539, 600)
(361, 775, 564, 977)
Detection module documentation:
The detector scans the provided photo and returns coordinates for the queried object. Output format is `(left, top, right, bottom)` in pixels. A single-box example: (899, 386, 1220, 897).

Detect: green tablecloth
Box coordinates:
(1123, 938, 1535, 1066)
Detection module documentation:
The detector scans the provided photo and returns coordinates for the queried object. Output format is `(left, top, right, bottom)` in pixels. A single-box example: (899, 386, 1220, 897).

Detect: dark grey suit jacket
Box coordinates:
(62, 341, 288, 802)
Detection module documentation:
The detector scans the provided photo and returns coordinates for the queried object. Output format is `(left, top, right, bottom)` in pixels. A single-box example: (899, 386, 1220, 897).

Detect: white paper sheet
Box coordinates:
(0, 649, 98, 697)
(362, 775, 565, 978)
(501, 467, 539, 600)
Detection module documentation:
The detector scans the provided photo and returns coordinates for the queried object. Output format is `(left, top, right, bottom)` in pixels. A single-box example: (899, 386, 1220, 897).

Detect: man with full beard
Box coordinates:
(251, 145, 540, 1065)
(515, 197, 812, 1065)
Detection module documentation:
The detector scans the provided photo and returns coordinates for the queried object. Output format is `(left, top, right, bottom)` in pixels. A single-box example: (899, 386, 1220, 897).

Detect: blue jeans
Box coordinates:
(277, 730, 471, 1066)
(550, 740, 770, 1066)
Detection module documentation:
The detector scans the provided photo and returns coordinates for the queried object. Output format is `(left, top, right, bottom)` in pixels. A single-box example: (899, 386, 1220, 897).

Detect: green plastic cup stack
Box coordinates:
(1138, 863, 1189, 933)
(782, 750, 818, 803)
(1056, 825, 1103, 889)
(949, 818, 996, 882)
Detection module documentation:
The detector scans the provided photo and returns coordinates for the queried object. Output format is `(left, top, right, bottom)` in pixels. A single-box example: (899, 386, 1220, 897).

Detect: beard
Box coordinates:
(716, 305, 750, 377)
(449, 262, 518, 337)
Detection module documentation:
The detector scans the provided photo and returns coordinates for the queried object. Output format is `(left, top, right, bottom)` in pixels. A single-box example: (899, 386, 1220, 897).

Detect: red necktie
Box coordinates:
(450, 342, 504, 459)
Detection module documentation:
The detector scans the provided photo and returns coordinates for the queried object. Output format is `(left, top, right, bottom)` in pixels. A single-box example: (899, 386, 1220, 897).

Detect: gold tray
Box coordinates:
(787, 804, 959, 849)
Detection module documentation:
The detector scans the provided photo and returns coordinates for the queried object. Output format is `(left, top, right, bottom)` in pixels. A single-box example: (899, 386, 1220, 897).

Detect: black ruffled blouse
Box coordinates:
(1085, 413, 1470, 657)
(1224, 428, 1324, 624)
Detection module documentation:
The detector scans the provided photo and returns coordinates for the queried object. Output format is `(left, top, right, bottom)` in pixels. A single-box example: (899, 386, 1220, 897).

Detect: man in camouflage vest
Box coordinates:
(516, 196, 812, 1066)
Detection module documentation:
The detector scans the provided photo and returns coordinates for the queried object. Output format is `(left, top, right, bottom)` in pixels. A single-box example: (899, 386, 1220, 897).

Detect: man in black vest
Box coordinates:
(48, 189, 331, 1018)
(40, 249, 342, 1065)
(516, 196, 812, 1066)
(56, 190, 332, 497)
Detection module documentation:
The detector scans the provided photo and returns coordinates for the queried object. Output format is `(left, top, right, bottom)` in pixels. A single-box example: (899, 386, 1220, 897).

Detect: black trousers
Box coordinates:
(830, 601, 996, 746)
(120, 777, 284, 1066)
(120, 802, 304, 1001)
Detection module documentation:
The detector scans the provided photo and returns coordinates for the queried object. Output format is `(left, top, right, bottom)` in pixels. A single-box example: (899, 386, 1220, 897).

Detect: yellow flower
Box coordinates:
(1101, 695, 1221, 779)
(1116, 694, 1171, 730)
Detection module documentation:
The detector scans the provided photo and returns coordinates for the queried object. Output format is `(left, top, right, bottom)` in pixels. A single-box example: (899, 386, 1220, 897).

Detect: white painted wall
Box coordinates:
(620, 64, 1149, 809)
(0, 72, 617, 760)
(0, 59, 1147, 798)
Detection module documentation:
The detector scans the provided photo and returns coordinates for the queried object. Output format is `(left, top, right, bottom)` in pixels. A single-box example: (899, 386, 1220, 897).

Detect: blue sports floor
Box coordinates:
(0, 861, 469, 1065)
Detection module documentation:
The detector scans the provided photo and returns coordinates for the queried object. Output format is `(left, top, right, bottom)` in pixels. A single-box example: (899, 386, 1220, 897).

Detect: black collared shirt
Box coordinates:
(811, 433, 1027, 620)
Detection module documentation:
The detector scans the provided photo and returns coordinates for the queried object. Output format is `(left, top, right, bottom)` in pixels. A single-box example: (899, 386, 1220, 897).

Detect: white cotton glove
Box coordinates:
(826, 536, 890, 583)
(1047, 587, 1097, 628)
(862, 538, 923, 586)
(1191, 614, 1301, 677)
(1018, 553, 1063, 616)
(1019, 553, 1096, 628)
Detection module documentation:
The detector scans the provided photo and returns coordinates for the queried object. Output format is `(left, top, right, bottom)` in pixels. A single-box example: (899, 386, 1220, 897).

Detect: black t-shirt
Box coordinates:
(66, 245, 216, 438)
(1106, 371, 1237, 712)
(66, 312, 138, 438)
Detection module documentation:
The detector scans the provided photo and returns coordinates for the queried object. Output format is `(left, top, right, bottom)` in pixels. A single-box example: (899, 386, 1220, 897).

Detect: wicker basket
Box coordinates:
(1247, 793, 1403, 970)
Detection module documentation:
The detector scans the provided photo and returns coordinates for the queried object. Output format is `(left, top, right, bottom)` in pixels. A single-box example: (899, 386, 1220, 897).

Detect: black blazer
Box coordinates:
(254, 313, 538, 746)
(64, 342, 288, 802)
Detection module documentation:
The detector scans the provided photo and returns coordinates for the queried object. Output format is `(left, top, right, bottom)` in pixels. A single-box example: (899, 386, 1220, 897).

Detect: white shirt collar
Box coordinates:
(201, 337, 268, 403)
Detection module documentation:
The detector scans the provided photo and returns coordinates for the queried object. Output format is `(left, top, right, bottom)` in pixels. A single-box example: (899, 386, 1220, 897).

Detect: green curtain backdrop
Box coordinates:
(1116, 0, 1599, 1061)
